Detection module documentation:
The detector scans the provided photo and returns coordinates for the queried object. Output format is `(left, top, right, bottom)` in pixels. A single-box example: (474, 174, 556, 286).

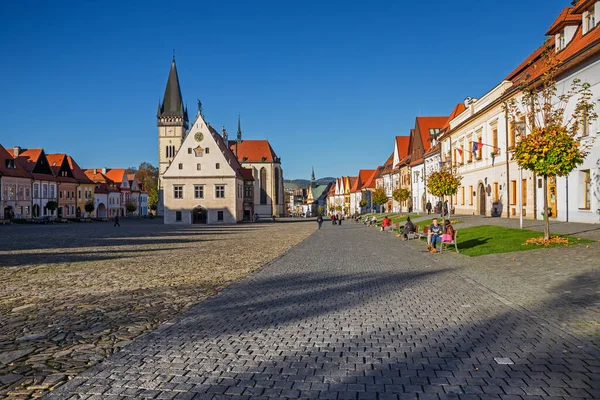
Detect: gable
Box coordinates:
(163, 115, 238, 178)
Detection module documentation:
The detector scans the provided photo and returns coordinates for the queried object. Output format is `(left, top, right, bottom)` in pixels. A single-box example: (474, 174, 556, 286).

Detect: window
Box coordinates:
(274, 168, 281, 205)
(522, 179, 527, 206)
(558, 31, 565, 50)
(245, 184, 253, 198)
(260, 168, 267, 204)
(78, 189, 82, 200)
(581, 109, 590, 137)
(492, 129, 498, 154)
(173, 185, 183, 199)
(50, 185, 55, 198)
(215, 163, 220, 169)
(215, 185, 225, 198)
(179, 163, 183, 169)
(188, 148, 192, 154)
(581, 170, 591, 209)
(217, 211, 224, 221)
(25, 188, 30, 199)
(175, 211, 182, 221)
(34, 184, 39, 198)
(469, 185, 473, 205)
(493, 182, 499, 202)
(510, 181, 517, 205)
(194, 185, 204, 199)
(477, 138, 483, 160)
(429, 128, 441, 136)
(461, 187, 465, 205)
(196, 163, 201, 170)
(584, 5, 596, 33)
(205, 148, 210, 154)
(60, 191, 63, 199)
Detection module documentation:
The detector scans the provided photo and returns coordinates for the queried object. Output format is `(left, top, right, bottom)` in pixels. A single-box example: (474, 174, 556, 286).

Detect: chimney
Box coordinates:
(102, 167, 107, 174)
(13, 146, 21, 157)
(93, 168, 97, 174)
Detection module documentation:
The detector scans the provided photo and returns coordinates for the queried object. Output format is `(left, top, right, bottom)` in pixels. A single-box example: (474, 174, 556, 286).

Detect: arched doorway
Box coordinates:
(192, 207, 207, 224)
(4, 206, 13, 219)
(478, 183, 486, 216)
(32, 204, 40, 218)
(97, 203, 107, 218)
(76, 207, 81, 218)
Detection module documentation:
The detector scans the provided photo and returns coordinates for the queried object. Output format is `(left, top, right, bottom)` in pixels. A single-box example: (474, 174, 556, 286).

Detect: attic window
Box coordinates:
(261, 157, 267, 162)
(188, 148, 192, 154)
(429, 128, 441, 136)
(584, 5, 596, 34)
(557, 31, 566, 51)
(52, 162, 56, 166)
(215, 163, 220, 169)
(178, 163, 183, 170)
(205, 148, 210, 154)
(242, 157, 248, 162)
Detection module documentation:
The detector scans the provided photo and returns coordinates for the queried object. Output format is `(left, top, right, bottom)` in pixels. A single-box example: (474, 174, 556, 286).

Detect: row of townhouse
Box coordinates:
(0, 144, 149, 220)
(328, 0, 600, 224)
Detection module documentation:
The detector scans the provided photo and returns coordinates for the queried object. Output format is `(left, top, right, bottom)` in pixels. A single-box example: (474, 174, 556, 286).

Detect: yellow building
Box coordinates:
(67, 156, 95, 217)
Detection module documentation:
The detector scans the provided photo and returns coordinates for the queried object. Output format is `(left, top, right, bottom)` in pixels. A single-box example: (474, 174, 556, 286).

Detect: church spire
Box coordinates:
(311, 167, 317, 188)
(158, 57, 188, 124)
(237, 114, 242, 143)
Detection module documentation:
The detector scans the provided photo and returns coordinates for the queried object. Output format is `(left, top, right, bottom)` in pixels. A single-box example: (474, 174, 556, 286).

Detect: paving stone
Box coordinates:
(38, 222, 600, 400)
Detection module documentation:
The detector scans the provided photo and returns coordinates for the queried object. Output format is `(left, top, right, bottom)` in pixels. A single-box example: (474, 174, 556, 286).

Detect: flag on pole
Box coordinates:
(457, 148, 463, 156)
(472, 141, 478, 153)
(477, 142, 484, 151)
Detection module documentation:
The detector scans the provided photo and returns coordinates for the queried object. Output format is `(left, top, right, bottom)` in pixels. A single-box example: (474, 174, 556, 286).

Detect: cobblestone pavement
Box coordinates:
(405, 214, 600, 347)
(0, 219, 316, 399)
(46, 222, 600, 399)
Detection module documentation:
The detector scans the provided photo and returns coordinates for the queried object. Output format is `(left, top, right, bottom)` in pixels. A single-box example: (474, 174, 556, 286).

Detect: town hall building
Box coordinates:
(158, 58, 284, 224)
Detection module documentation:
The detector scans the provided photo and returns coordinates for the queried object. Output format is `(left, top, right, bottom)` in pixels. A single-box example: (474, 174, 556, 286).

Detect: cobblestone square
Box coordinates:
(0, 219, 316, 398)
(35, 221, 600, 400)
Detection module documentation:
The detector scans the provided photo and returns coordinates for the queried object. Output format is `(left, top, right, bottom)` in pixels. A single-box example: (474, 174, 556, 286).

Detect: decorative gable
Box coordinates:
(163, 115, 238, 178)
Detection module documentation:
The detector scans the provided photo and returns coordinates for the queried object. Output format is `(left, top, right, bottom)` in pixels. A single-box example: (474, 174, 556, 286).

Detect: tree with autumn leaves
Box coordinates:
(504, 44, 597, 240)
(427, 170, 461, 218)
(372, 188, 388, 212)
(392, 188, 411, 213)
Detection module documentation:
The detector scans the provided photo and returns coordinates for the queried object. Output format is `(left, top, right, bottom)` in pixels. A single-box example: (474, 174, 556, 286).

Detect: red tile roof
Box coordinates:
(84, 169, 109, 183)
(67, 156, 94, 184)
(0, 144, 31, 179)
(442, 103, 467, 131)
(361, 168, 379, 189)
(104, 168, 127, 184)
(231, 140, 278, 163)
(348, 176, 358, 192)
(395, 136, 410, 159)
(547, 7, 581, 35)
(15, 148, 43, 172)
(416, 116, 448, 153)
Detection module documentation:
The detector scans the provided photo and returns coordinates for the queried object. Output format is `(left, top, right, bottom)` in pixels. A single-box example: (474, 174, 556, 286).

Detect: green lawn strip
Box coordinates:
(455, 225, 592, 257)
(415, 218, 462, 231)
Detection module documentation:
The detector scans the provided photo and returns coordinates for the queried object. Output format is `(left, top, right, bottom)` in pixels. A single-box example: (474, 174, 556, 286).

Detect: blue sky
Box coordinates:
(0, 0, 568, 179)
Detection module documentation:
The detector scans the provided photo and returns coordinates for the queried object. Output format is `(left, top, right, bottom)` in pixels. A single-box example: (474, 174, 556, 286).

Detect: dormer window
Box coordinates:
(584, 4, 596, 34)
(558, 31, 566, 50)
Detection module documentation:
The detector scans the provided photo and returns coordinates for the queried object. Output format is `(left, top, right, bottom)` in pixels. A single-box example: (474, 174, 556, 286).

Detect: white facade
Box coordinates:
(411, 163, 425, 213)
(1, 177, 32, 219)
(540, 53, 600, 223)
(94, 192, 109, 218)
(163, 114, 244, 224)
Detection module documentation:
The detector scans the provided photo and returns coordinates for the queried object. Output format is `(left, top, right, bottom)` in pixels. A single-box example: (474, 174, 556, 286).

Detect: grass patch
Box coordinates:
(455, 225, 592, 257)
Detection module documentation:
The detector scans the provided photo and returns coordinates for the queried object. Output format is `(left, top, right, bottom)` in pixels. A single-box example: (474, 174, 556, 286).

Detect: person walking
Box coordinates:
(426, 201, 432, 215)
(381, 216, 391, 232)
(331, 214, 336, 225)
(338, 213, 342, 226)
(114, 214, 120, 227)
(316, 214, 323, 229)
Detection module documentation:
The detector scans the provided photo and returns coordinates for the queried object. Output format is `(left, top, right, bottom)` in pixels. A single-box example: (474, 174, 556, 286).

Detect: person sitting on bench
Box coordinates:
(401, 216, 415, 241)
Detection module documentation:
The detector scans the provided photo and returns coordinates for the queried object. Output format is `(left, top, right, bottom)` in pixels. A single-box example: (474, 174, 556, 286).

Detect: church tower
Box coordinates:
(157, 57, 188, 215)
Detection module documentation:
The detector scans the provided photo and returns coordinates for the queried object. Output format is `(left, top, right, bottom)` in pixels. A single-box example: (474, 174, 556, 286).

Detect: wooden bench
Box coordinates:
(439, 230, 459, 253)
(406, 224, 420, 240)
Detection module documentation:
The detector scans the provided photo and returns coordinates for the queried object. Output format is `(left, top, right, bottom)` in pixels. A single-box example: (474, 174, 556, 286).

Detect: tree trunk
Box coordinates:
(440, 195, 444, 219)
(543, 175, 550, 240)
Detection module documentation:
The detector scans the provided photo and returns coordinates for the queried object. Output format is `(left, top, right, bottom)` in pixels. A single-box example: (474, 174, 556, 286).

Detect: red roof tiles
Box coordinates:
(231, 140, 278, 163)
(0, 144, 31, 179)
